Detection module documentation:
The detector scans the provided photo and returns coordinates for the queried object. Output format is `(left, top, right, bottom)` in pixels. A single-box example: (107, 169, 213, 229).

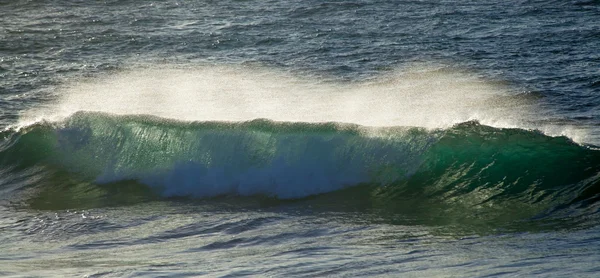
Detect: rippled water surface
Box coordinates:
(1, 0, 600, 277)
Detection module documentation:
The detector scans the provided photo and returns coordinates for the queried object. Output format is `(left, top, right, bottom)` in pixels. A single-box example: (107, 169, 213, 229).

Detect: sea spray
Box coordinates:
(18, 65, 536, 131)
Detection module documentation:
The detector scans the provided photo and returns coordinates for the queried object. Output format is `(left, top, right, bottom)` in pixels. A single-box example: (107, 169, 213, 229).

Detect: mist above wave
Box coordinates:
(22, 65, 529, 126)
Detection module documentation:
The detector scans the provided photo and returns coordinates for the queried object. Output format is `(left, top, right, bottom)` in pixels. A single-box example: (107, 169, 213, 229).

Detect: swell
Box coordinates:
(2, 112, 600, 227)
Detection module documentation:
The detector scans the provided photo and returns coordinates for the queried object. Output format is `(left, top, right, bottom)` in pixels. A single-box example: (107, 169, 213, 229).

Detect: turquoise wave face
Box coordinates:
(1, 111, 438, 197)
(2, 111, 600, 229)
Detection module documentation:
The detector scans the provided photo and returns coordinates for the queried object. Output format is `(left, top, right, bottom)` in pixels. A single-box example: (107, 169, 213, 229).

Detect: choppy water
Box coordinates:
(1, 0, 600, 277)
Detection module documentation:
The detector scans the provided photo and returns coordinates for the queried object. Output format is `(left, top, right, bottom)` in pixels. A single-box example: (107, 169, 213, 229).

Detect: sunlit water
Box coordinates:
(1, 0, 600, 276)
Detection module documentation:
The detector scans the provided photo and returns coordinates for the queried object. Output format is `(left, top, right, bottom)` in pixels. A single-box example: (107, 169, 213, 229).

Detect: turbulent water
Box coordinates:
(2, 0, 600, 277)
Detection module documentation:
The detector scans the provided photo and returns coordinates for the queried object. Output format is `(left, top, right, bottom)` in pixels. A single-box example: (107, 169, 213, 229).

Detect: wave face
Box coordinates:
(2, 112, 438, 198)
(2, 112, 600, 224)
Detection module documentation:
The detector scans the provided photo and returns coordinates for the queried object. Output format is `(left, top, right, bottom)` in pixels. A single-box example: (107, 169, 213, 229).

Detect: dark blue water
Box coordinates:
(1, 0, 600, 276)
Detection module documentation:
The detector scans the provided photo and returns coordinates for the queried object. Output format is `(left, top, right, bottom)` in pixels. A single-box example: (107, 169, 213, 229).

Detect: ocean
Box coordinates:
(1, 0, 600, 276)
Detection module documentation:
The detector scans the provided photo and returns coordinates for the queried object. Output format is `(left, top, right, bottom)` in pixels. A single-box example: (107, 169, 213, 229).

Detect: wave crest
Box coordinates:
(2, 112, 600, 228)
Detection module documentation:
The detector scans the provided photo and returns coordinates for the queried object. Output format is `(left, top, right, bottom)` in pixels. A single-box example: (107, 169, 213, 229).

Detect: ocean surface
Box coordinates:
(1, 0, 600, 277)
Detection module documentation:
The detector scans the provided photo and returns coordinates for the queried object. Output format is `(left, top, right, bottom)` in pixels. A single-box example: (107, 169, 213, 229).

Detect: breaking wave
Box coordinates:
(2, 112, 600, 217)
